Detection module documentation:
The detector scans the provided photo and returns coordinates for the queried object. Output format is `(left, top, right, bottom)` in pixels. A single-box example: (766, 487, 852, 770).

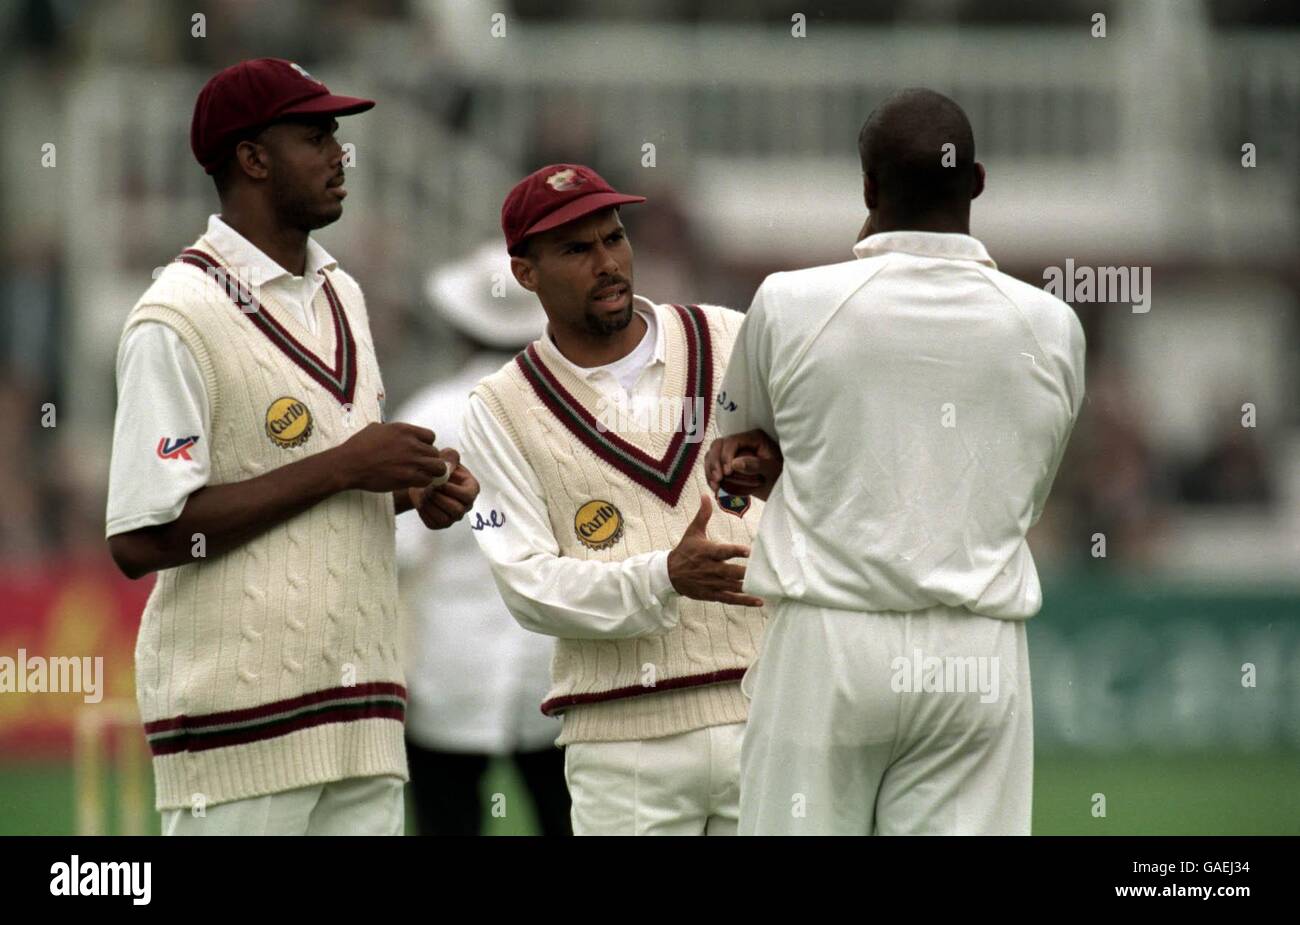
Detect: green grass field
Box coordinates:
(2, 750, 1296, 835)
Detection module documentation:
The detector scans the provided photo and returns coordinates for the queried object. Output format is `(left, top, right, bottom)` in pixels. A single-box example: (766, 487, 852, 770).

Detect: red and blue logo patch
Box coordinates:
(156, 436, 200, 461)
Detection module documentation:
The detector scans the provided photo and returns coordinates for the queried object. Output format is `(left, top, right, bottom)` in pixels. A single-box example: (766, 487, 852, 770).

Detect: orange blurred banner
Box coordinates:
(0, 563, 152, 758)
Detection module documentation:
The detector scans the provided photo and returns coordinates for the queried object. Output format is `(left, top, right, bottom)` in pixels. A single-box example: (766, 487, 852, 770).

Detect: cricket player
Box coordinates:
(710, 89, 1086, 835)
(459, 164, 767, 836)
(105, 58, 478, 835)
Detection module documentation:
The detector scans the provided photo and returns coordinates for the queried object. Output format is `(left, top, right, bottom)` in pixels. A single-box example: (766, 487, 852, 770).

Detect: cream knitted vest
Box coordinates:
(121, 234, 406, 811)
(473, 301, 766, 744)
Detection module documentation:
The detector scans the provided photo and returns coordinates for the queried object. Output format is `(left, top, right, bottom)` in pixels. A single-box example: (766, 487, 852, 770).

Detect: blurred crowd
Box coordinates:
(0, 0, 1291, 575)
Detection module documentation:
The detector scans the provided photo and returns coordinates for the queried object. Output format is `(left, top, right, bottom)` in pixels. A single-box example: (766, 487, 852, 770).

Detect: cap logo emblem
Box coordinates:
(289, 62, 323, 84)
(545, 168, 585, 192)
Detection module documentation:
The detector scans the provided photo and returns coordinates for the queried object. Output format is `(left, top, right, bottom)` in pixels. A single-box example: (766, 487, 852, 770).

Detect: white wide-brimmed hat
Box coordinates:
(425, 242, 548, 350)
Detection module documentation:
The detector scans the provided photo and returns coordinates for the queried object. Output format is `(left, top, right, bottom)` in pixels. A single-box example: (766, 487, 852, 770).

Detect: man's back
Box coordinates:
(729, 231, 1085, 619)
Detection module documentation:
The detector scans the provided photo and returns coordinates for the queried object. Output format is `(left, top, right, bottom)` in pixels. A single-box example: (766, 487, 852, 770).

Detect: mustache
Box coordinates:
(589, 276, 629, 298)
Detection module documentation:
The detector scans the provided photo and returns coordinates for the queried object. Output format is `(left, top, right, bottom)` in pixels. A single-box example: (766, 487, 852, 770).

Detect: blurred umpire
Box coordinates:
(397, 244, 571, 835)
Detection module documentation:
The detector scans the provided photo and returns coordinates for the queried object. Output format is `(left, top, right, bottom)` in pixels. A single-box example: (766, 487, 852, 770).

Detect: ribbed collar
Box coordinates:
(852, 230, 996, 269)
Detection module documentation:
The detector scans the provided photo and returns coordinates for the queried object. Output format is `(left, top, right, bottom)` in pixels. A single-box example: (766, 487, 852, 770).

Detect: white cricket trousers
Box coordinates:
(739, 600, 1032, 835)
(161, 775, 405, 835)
(564, 722, 744, 835)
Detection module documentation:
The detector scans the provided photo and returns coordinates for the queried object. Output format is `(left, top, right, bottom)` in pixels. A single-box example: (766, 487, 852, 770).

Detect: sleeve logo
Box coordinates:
(156, 436, 200, 461)
(265, 396, 314, 448)
(470, 509, 507, 531)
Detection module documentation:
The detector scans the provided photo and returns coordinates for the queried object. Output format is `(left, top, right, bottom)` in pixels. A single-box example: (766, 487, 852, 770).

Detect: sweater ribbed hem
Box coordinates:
(555, 681, 749, 745)
(151, 716, 408, 811)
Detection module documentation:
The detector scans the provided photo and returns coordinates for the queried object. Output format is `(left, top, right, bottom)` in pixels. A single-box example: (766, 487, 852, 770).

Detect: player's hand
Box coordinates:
(335, 422, 449, 493)
(666, 494, 764, 608)
(705, 429, 783, 501)
(407, 448, 480, 530)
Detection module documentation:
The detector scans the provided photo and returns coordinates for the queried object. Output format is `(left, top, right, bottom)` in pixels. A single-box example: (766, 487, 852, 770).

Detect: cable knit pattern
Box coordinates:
(121, 233, 406, 811)
(473, 302, 767, 744)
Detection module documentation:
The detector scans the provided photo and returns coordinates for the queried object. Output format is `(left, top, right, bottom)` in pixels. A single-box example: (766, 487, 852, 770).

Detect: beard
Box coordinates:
(272, 175, 341, 232)
(582, 301, 635, 337)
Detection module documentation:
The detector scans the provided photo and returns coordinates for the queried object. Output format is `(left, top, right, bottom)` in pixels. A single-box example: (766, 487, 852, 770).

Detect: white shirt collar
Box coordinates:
(635, 295, 668, 366)
(852, 230, 997, 269)
(205, 214, 338, 286)
(542, 294, 666, 380)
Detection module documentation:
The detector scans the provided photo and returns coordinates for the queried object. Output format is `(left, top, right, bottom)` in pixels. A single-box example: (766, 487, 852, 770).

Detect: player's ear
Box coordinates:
(971, 162, 986, 202)
(510, 255, 538, 293)
(864, 172, 878, 211)
(233, 138, 270, 182)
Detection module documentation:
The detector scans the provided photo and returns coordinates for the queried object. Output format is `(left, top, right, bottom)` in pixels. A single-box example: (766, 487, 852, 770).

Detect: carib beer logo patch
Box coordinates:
(574, 500, 624, 551)
(265, 396, 314, 448)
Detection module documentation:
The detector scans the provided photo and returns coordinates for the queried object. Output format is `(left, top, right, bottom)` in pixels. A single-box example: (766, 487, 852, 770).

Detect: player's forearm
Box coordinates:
(458, 401, 680, 636)
(489, 551, 679, 640)
(109, 446, 355, 578)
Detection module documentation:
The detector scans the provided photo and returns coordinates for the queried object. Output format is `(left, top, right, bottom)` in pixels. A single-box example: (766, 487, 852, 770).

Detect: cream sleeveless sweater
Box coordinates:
(473, 302, 767, 744)
(120, 234, 406, 810)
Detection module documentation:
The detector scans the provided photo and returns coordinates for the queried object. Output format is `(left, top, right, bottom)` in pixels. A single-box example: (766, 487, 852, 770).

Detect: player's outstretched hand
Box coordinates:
(704, 429, 783, 501)
(408, 448, 480, 530)
(335, 422, 448, 493)
(666, 493, 764, 608)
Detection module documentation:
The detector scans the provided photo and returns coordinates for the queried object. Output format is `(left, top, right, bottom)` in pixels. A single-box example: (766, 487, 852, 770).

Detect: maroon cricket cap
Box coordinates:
(191, 58, 375, 174)
(501, 164, 646, 253)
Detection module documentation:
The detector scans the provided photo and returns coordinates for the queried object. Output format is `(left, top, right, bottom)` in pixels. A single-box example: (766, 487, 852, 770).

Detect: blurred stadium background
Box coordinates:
(1, 0, 1297, 835)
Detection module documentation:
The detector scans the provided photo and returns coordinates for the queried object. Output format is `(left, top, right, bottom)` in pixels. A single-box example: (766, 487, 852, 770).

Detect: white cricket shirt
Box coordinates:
(716, 231, 1085, 620)
(106, 215, 339, 537)
(458, 296, 679, 639)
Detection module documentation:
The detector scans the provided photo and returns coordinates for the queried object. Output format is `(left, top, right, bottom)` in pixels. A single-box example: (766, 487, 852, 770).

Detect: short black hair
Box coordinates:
(858, 88, 976, 216)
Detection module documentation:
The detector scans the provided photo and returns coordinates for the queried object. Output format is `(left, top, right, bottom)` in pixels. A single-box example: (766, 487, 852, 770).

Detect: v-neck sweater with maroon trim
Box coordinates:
(118, 234, 406, 810)
(472, 301, 767, 744)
